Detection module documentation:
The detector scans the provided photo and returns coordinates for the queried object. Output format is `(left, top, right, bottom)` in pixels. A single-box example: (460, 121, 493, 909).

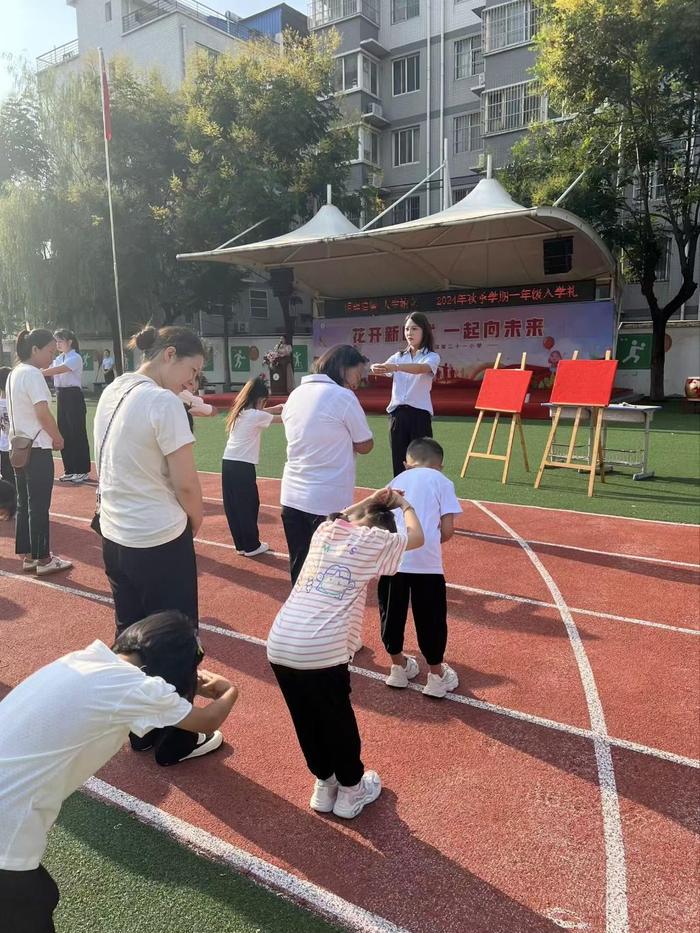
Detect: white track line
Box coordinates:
(471, 500, 629, 933)
(40, 511, 700, 635)
(84, 778, 408, 933)
(2, 570, 697, 772)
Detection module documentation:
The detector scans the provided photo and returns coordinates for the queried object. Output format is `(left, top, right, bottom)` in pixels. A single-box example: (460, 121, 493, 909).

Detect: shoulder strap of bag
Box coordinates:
(7, 368, 41, 443)
(96, 379, 150, 478)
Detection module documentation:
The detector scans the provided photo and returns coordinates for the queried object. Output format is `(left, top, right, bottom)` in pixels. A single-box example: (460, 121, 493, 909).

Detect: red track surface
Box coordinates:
(1, 475, 698, 933)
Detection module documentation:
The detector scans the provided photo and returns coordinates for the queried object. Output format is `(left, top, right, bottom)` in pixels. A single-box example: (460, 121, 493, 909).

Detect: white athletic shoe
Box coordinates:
(179, 731, 223, 761)
(22, 558, 39, 572)
(70, 473, 90, 484)
(332, 771, 382, 819)
(36, 555, 73, 576)
(58, 473, 75, 483)
(422, 663, 459, 698)
(310, 775, 339, 813)
(385, 655, 419, 688)
(242, 542, 270, 557)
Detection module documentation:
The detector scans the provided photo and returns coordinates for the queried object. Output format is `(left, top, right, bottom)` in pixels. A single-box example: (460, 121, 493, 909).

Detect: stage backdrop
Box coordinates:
(314, 300, 615, 390)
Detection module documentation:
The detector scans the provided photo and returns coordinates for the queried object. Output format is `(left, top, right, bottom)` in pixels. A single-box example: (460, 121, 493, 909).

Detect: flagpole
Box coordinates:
(98, 47, 125, 374)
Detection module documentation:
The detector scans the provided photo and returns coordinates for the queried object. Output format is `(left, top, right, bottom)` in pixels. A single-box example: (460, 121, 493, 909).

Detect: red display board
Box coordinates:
(475, 368, 532, 414)
(549, 359, 618, 407)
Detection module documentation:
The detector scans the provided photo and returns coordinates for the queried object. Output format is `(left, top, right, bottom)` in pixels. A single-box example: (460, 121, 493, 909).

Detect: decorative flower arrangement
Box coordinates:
(263, 343, 291, 368)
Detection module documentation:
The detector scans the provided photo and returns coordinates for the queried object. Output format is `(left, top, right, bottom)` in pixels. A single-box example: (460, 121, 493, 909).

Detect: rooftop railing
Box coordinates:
(122, 0, 264, 41)
(36, 38, 79, 72)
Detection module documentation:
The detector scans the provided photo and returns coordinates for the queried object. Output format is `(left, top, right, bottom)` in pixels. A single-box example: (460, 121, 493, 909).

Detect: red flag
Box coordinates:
(100, 52, 112, 142)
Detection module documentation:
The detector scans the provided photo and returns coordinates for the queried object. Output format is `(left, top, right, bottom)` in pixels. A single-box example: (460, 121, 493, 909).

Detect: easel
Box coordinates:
(461, 352, 531, 484)
(535, 350, 618, 498)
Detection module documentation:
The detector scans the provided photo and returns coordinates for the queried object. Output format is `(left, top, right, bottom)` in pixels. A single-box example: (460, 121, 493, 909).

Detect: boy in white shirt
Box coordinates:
(377, 437, 462, 698)
(0, 610, 238, 931)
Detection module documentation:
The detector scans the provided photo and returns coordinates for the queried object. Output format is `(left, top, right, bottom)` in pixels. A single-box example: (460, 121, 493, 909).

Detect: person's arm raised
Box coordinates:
(166, 444, 203, 536)
(393, 493, 424, 550)
(176, 670, 238, 734)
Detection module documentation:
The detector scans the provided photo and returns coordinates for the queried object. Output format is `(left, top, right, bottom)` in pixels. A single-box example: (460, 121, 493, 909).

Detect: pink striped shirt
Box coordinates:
(267, 520, 407, 670)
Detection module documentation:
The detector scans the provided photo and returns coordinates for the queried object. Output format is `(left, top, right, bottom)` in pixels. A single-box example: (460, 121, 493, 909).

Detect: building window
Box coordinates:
(333, 54, 359, 92)
(358, 126, 380, 164)
(454, 35, 483, 80)
(196, 43, 221, 61)
(483, 0, 539, 53)
(655, 236, 671, 282)
(393, 53, 420, 95)
(452, 185, 474, 202)
(393, 126, 420, 166)
(105, 1, 112, 22)
(454, 112, 482, 153)
(391, 0, 420, 24)
(392, 195, 421, 224)
(249, 289, 269, 319)
(484, 82, 545, 134)
(362, 55, 379, 95)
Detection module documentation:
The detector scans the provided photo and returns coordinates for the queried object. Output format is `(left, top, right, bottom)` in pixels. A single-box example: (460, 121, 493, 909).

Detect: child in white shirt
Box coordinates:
(377, 437, 462, 698)
(222, 375, 282, 557)
(0, 367, 12, 488)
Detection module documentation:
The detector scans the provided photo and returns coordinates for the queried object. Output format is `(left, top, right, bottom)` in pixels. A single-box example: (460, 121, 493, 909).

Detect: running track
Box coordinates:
(1, 474, 698, 933)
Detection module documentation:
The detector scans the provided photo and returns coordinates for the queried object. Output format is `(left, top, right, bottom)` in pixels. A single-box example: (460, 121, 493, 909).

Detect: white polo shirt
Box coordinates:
(223, 408, 274, 465)
(281, 374, 373, 516)
(385, 347, 440, 414)
(390, 466, 462, 574)
(0, 640, 191, 871)
(6, 364, 53, 449)
(94, 374, 195, 548)
(52, 349, 83, 389)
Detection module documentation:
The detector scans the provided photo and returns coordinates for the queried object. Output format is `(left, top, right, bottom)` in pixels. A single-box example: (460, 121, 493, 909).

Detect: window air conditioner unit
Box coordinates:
(235, 321, 250, 334)
(368, 102, 383, 118)
(474, 72, 485, 88)
(475, 152, 487, 170)
(369, 172, 383, 188)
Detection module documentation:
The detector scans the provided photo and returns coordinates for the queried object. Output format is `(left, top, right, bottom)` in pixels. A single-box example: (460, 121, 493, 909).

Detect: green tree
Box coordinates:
(501, 0, 700, 400)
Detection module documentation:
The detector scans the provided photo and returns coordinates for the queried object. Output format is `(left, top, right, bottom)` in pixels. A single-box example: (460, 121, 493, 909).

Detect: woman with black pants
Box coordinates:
(370, 312, 441, 478)
(94, 324, 220, 766)
(7, 329, 73, 576)
(41, 329, 91, 484)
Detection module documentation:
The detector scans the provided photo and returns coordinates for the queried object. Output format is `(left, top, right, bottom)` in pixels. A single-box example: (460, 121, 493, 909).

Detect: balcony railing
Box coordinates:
(122, 0, 264, 41)
(36, 39, 79, 72)
(309, 0, 380, 29)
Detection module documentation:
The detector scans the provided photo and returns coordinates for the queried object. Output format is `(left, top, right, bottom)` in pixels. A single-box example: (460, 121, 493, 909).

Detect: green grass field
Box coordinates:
(36, 396, 700, 931)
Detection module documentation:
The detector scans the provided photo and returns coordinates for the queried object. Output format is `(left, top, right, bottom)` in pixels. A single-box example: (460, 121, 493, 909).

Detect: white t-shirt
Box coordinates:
(94, 373, 195, 548)
(390, 467, 462, 574)
(0, 398, 9, 453)
(6, 363, 53, 449)
(281, 375, 373, 516)
(102, 355, 114, 372)
(52, 349, 83, 389)
(385, 348, 441, 414)
(0, 640, 191, 871)
(223, 408, 274, 465)
(267, 520, 407, 670)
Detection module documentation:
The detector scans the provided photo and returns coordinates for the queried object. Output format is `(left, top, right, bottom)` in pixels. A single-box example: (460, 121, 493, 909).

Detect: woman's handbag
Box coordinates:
(92, 379, 149, 536)
(7, 371, 40, 471)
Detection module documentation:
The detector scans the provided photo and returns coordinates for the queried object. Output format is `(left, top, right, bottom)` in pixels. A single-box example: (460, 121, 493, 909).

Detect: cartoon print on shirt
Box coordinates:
(307, 564, 356, 600)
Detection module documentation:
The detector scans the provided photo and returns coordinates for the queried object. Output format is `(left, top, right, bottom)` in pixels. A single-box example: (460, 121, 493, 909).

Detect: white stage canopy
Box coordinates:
(177, 179, 615, 299)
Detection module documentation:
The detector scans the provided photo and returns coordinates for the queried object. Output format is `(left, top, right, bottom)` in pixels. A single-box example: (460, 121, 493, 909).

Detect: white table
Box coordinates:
(542, 403, 662, 480)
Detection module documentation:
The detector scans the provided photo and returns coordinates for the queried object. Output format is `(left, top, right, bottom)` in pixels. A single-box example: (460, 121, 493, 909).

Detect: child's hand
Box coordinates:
(197, 670, 233, 699)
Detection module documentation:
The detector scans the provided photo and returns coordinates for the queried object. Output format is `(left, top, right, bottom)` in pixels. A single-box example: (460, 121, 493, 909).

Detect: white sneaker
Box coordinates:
(179, 731, 223, 761)
(385, 655, 419, 688)
(242, 542, 270, 557)
(333, 771, 382, 819)
(310, 775, 338, 812)
(22, 558, 38, 572)
(36, 555, 73, 576)
(422, 663, 459, 698)
(70, 473, 90, 484)
(58, 473, 75, 483)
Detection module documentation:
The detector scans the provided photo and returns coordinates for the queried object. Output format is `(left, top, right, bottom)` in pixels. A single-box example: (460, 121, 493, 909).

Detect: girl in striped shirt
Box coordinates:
(267, 487, 424, 819)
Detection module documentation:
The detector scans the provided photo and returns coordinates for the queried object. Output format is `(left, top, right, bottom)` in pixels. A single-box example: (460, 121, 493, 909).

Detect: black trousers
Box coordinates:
(102, 525, 200, 765)
(56, 387, 90, 475)
(15, 448, 54, 560)
(271, 662, 364, 787)
(0, 864, 59, 933)
(389, 405, 433, 477)
(222, 459, 261, 553)
(0, 450, 15, 488)
(377, 572, 448, 666)
(281, 505, 325, 585)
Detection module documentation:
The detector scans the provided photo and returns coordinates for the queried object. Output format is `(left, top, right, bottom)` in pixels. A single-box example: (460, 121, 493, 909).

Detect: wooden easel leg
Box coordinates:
(516, 415, 530, 471)
(502, 415, 517, 484)
(588, 408, 604, 497)
(486, 412, 500, 456)
(461, 410, 484, 478)
(535, 407, 562, 488)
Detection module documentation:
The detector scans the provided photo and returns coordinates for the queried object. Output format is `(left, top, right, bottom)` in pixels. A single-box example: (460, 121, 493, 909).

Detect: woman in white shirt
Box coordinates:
(370, 312, 441, 477)
(281, 345, 374, 584)
(41, 329, 91, 484)
(6, 329, 72, 576)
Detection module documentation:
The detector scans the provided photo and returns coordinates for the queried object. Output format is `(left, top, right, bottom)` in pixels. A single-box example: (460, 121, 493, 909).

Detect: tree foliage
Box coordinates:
(501, 0, 700, 399)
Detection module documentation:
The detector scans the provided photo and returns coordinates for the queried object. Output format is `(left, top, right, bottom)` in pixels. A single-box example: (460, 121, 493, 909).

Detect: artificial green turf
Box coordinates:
(81, 399, 700, 523)
(45, 793, 341, 933)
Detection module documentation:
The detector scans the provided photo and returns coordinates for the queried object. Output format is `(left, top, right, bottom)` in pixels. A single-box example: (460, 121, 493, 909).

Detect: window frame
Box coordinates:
(105, 1, 112, 21)
(483, 80, 545, 135)
(249, 288, 269, 319)
(482, 0, 539, 54)
(453, 111, 482, 154)
(392, 52, 420, 96)
(392, 195, 421, 224)
(391, 0, 420, 25)
(454, 34, 483, 81)
(392, 125, 420, 166)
